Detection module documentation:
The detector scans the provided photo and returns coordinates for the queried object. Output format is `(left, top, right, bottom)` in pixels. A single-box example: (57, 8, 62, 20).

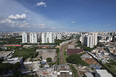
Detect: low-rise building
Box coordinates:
(0, 51, 14, 60)
(95, 69, 112, 77)
(2, 57, 23, 64)
(67, 49, 85, 56)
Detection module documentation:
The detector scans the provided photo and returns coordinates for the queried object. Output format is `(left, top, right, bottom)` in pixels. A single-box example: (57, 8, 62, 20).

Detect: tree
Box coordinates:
(0, 48, 2, 51)
(46, 57, 52, 62)
(66, 54, 89, 66)
(39, 65, 43, 68)
(56, 48, 59, 54)
(13, 62, 21, 70)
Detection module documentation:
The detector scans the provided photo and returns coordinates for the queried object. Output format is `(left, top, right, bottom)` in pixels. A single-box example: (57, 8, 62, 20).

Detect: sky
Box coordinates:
(0, 0, 116, 32)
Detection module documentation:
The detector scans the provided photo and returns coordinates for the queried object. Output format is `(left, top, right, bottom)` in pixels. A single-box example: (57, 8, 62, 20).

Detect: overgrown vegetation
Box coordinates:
(13, 47, 38, 60)
(103, 60, 116, 73)
(56, 53, 60, 65)
(56, 48, 60, 65)
(0, 62, 21, 75)
(68, 64, 78, 77)
(0, 37, 22, 44)
(66, 54, 89, 66)
(55, 39, 67, 45)
(56, 48, 59, 54)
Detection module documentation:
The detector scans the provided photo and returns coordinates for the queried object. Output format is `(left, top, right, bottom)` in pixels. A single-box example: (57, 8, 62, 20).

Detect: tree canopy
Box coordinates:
(66, 54, 89, 66)
(46, 57, 52, 62)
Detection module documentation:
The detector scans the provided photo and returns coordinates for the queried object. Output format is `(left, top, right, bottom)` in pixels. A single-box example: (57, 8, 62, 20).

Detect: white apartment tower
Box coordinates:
(93, 32, 98, 46)
(22, 32, 28, 43)
(80, 32, 98, 48)
(29, 32, 37, 43)
(87, 35, 93, 48)
(42, 32, 55, 43)
(57, 33, 62, 39)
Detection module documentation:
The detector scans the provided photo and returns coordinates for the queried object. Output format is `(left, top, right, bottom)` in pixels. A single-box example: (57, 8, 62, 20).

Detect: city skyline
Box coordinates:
(0, 0, 116, 32)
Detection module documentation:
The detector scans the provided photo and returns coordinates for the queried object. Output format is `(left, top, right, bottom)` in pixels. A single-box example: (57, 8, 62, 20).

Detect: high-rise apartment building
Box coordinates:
(42, 32, 56, 43)
(93, 33, 98, 46)
(80, 32, 98, 48)
(22, 32, 28, 43)
(29, 32, 37, 43)
(87, 35, 93, 48)
(56, 33, 62, 39)
(22, 32, 37, 43)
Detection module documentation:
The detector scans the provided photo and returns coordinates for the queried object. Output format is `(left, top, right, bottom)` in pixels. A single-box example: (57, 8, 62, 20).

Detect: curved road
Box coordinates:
(59, 44, 68, 77)
(60, 44, 67, 64)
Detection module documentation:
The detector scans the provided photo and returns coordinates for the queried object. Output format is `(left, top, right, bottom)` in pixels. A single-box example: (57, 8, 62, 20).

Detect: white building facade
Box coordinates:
(80, 32, 98, 48)
(42, 32, 56, 43)
(22, 32, 28, 43)
(22, 32, 37, 43)
(57, 33, 62, 39)
(29, 32, 37, 43)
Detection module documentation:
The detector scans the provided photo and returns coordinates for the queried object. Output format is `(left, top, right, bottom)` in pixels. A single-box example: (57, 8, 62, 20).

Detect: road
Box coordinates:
(59, 44, 68, 77)
(60, 44, 67, 64)
(59, 39, 76, 77)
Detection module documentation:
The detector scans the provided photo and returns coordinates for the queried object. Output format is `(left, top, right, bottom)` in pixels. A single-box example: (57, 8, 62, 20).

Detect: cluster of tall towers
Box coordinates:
(22, 32, 61, 44)
(41, 32, 56, 43)
(22, 32, 37, 43)
(80, 32, 98, 48)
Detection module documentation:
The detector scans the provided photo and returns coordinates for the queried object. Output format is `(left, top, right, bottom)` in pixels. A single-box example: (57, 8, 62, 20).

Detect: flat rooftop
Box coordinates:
(96, 69, 112, 77)
(0, 51, 13, 57)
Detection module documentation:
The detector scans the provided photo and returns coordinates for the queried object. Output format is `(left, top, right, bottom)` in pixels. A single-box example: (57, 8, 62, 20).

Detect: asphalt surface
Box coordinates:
(59, 44, 67, 77)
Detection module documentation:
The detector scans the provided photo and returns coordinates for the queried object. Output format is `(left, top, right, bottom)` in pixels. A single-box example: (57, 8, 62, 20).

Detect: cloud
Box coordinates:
(19, 23, 27, 27)
(8, 14, 26, 20)
(52, 27, 55, 29)
(0, 0, 62, 32)
(38, 24, 46, 26)
(0, 19, 19, 28)
(0, 19, 12, 23)
(72, 21, 75, 23)
(23, 21, 26, 23)
(37, 24, 47, 28)
(36, 2, 46, 7)
(28, 18, 31, 20)
(25, 11, 28, 13)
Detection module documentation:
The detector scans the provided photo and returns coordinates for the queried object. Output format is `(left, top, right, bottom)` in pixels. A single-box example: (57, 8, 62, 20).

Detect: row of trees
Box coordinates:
(68, 64, 78, 77)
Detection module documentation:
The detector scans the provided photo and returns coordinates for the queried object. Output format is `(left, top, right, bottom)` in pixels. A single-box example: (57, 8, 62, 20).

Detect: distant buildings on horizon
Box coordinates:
(22, 32, 62, 44)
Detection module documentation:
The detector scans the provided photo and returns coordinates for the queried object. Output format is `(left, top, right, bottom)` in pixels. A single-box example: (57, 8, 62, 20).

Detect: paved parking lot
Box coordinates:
(36, 49, 56, 61)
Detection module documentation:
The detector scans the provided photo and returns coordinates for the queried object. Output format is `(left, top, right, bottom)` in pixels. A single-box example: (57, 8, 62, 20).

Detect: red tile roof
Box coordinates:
(67, 49, 85, 56)
(83, 58, 98, 65)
